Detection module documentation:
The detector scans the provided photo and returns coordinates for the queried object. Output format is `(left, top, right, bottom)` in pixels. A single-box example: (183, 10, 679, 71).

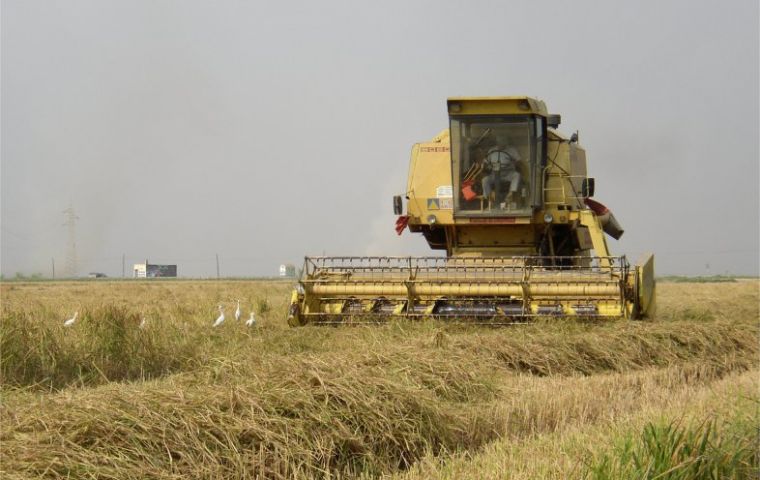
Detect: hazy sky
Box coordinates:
(2, 0, 758, 277)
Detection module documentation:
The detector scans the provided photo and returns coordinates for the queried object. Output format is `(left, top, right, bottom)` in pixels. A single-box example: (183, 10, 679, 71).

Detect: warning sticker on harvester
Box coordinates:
(436, 185, 453, 198)
(427, 198, 452, 210)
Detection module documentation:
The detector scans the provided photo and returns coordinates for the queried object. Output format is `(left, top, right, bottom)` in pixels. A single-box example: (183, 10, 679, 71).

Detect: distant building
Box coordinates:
(279, 264, 296, 277)
(133, 259, 177, 278)
(88, 272, 107, 278)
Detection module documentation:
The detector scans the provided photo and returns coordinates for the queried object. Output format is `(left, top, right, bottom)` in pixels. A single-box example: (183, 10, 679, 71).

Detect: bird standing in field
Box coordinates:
(63, 311, 78, 327)
(234, 300, 242, 322)
(245, 311, 256, 327)
(213, 305, 225, 327)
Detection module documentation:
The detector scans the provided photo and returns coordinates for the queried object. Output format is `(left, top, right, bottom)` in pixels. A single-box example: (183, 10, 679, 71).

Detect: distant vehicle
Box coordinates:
(88, 272, 107, 278)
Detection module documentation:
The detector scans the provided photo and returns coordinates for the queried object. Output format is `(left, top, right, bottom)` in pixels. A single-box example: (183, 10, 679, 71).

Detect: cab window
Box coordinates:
(450, 115, 541, 216)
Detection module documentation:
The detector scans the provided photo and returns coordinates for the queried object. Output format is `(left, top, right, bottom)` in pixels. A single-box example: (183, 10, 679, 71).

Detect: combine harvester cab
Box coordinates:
(288, 97, 655, 325)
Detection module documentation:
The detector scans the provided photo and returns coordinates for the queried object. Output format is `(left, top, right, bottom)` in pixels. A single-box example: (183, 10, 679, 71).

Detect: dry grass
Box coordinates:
(396, 369, 758, 479)
(0, 279, 758, 478)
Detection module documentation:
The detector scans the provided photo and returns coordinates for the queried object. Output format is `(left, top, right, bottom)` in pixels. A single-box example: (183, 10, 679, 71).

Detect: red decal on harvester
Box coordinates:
(395, 216, 409, 235)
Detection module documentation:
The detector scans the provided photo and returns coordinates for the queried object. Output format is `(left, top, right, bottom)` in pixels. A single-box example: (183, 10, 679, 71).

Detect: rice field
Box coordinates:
(0, 278, 757, 479)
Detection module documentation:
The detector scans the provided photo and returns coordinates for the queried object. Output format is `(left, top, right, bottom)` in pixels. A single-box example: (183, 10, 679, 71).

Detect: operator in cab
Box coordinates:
(480, 144, 522, 209)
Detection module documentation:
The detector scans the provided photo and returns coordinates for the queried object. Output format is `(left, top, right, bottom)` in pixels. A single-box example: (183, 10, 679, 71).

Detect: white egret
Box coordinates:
(213, 305, 225, 327)
(63, 311, 78, 327)
(245, 312, 256, 327)
(234, 300, 242, 322)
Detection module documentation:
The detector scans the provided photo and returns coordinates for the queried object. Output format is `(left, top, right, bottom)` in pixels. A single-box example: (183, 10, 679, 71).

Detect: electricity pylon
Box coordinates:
(62, 206, 79, 277)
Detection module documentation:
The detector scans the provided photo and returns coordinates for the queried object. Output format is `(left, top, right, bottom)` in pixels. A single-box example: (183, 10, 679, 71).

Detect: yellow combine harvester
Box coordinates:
(288, 97, 655, 325)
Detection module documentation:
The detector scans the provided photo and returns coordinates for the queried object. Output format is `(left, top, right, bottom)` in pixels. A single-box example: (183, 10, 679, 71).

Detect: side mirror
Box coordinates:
(582, 178, 595, 198)
(393, 195, 403, 215)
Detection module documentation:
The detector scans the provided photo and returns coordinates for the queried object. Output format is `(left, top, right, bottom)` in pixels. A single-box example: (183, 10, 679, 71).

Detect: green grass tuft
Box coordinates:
(584, 414, 759, 479)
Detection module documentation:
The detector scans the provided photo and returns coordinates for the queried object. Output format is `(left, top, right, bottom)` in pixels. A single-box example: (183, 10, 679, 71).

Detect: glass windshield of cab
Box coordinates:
(450, 115, 541, 216)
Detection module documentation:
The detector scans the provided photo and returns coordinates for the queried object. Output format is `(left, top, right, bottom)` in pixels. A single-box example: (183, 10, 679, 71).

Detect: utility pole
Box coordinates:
(216, 254, 220, 279)
(51, 258, 55, 279)
(122, 254, 125, 278)
(62, 206, 79, 278)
